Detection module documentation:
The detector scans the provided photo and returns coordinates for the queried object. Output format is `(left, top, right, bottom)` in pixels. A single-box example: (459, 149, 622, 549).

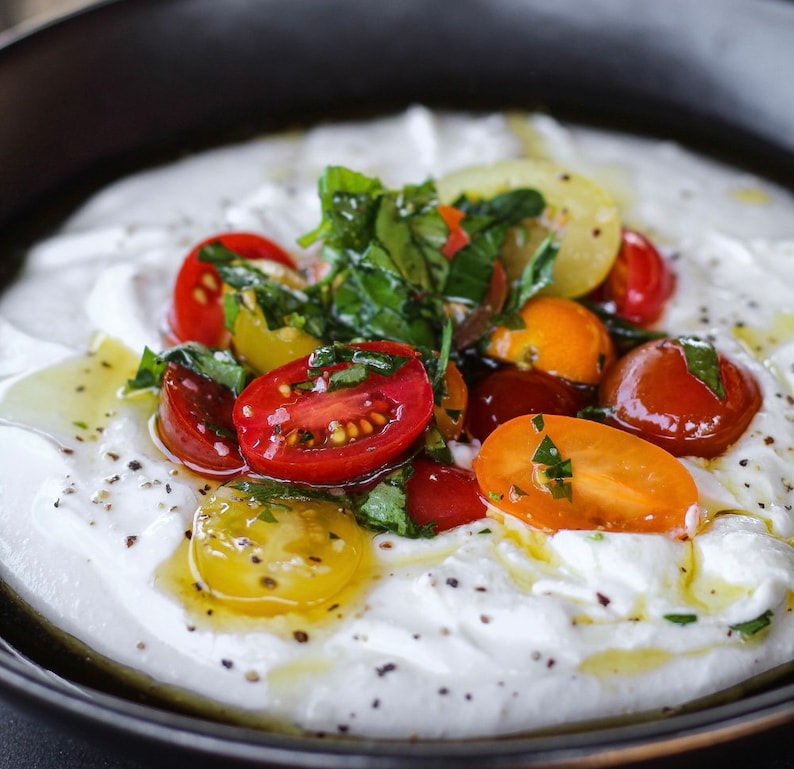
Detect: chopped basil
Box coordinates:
(676, 335, 726, 400)
(352, 466, 435, 539)
(531, 430, 573, 502)
(581, 299, 666, 353)
(730, 609, 773, 636)
(126, 343, 250, 395)
(664, 613, 698, 625)
(297, 165, 549, 353)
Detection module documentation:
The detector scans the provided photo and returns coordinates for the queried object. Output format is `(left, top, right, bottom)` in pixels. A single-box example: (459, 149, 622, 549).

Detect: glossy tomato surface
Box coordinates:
(599, 338, 762, 457)
(406, 459, 487, 532)
(467, 366, 585, 441)
(233, 342, 434, 484)
(599, 228, 675, 325)
(474, 414, 699, 536)
(167, 231, 296, 347)
(157, 363, 246, 477)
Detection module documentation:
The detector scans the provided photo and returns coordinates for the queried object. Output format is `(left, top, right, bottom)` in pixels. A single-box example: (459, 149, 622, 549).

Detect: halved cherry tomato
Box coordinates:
(434, 360, 468, 441)
(467, 366, 585, 441)
(485, 296, 616, 385)
(233, 342, 434, 484)
(598, 338, 762, 458)
(407, 459, 487, 532)
(600, 229, 675, 326)
(156, 363, 246, 477)
(190, 485, 364, 616)
(167, 232, 296, 347)
(474, 414, 700, 536)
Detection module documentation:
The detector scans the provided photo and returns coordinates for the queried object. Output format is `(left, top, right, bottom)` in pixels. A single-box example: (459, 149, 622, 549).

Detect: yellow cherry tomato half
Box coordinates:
(437, 158, 621, 298)
(473, 414, 700, 537)
(189, 486, 365, 616)
(230, 265, 322, 374)
(485, 296, 615, 385)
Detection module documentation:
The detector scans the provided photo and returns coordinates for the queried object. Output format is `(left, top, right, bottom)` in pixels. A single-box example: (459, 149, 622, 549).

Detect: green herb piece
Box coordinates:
(352, 466, 435, 539)
(730, 609, 773, 637)
(423, 422, 454, 465)
(531, 413, 545, 432)
(503, 234, 559, 314)
(72, 420, 89, 430)
(581, 299, 666, 354)
(532, 434, 561, 465)
(677, 336, 726, 400)
(126, 343, 250, 395)
(664, 613, 698, 626)
(233, 478, 343, 506)
(257, 508, 280, 523)
(588, 532, 605, 541)
(531, 432, 573, 502)
(577, 405, 613, 423)
(487, 490, 503, 502)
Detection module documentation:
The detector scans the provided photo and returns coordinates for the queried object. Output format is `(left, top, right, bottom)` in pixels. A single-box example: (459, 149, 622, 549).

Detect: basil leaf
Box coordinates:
(233, 478, 345, 505)
(126, 343, 249, 395)
(664, 613, 698, 625)
(580, 299, 667, 353)
(677, 336, 726, 400)
(730, 609, 773, 637)
(353, 466, 435, 539)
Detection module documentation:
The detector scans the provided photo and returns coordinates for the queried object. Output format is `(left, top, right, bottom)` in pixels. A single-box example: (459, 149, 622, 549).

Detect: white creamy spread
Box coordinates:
(1, 107, 794, 739)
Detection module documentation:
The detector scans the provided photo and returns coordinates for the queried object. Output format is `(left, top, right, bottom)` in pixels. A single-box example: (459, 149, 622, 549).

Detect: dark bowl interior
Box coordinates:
(2, 0, 794, 767)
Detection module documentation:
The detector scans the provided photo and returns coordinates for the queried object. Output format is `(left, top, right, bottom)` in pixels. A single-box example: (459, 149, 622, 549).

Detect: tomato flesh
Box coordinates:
(233, 342, 434, 484)
(157, 363, 246, 477)
(467, 366, 586, 441)
(601, 229, 675, 326)
(407, 459, 487, 532)
(167, 231, 296, 347)
(474, 414, 699, 536)
(598, 338, 762, 458)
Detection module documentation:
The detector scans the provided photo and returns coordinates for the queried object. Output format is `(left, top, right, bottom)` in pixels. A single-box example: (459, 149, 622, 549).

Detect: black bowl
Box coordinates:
(2, 1, 794, 767)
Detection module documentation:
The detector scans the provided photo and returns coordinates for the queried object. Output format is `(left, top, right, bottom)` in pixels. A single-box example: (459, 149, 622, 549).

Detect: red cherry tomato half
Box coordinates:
(167, 232, 296, 347)
(233, 342, 434, 485)
(599, 338, 762, 458)
(157, 363, 246, 477)
(406, 459, 487, 532)
(467, 366, 586, 442)
(602, 229, 675, 326)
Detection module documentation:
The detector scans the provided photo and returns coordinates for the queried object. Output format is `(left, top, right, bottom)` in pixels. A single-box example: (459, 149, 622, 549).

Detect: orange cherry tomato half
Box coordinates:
(473, 414, 700, 536)
(233, 342, 434, 485)
(407, 459, 487, 532)
(167, 231, 296, 347)
(601, 229, 675, 326)
(598, 338, 762, 458)
(156, 363, 246, 478)
(485, 296, 616, 385)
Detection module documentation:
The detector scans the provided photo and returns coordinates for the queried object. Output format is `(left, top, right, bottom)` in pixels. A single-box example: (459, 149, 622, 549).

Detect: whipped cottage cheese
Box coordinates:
(1, 108, 794, 739)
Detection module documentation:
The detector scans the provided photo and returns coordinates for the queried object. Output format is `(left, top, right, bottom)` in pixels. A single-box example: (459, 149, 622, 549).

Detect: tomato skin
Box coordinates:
(599, 338, 762, 458)
(435, 360, 469, 441)
(474, 414, 700, 536)
(233, 342, 434, 485)
(167, 232, 296, 347)
(601, 229, 675, 326)
(407, 459, 487, 532)
(157, 363, 246, 477)
(485, 296, 616, 386)
(467, 366, 586, 441)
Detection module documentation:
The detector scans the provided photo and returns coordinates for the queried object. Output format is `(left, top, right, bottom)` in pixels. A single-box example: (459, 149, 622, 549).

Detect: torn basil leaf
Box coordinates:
(677, 336, 726, 400)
